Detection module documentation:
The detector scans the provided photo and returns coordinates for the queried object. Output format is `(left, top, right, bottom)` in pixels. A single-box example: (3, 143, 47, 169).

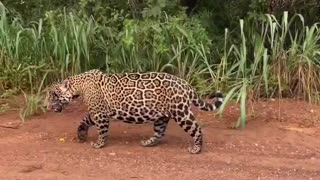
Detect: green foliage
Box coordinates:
(101, 13, 211, 76)
(1, 0, 78, 22)
(1, 0, 320, 128)
(210, 11, 320, 127)
(19, 70, 48, 122)
(141, 0, 182, 19)
(0, 2, 212, 120)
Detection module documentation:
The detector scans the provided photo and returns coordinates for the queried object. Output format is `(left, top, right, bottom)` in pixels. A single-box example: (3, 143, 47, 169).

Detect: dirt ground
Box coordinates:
(0, 99, 320, 180)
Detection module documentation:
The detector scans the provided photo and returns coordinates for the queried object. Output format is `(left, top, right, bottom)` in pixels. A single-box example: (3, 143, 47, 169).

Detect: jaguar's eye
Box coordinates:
(52, 92, 58, 97)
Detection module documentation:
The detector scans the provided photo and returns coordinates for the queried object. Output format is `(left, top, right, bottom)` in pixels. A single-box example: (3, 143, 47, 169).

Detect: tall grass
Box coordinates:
(19, 69, 48, 122)
(1, 1, 320, 128)
(211, 11, 320, 128)
(0, 4, 213, 120)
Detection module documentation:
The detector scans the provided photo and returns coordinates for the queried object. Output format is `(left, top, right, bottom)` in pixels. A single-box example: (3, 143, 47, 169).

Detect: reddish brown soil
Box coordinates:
(0, 99, 320, 180)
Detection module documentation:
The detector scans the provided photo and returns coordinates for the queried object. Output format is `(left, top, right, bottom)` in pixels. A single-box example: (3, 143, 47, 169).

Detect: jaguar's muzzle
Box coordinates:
(52, 102, 64, 112)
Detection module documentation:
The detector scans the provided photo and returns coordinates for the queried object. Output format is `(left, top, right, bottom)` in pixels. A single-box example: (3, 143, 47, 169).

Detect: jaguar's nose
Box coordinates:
(52, 104, 62, 112)
(53, 105, 63, 112)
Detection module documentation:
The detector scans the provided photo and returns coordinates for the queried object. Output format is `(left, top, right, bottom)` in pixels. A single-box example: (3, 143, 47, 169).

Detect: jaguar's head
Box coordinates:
(44, 80, 76, 112)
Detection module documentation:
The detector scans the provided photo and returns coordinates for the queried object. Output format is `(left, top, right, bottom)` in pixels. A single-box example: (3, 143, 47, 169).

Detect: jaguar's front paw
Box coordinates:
(77, 130, 88, 143)
(140, 137, 160, 147)
(90, 140, 106, 148)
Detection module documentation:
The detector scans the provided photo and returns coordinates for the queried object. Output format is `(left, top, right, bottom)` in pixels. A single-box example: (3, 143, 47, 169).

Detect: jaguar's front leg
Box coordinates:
(77, 113, 95, 143)
(141, 117, 170, 147)
(90, 113, 110, 149)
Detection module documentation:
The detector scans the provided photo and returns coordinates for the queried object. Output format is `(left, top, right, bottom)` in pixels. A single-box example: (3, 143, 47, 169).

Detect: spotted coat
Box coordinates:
(44, 69, 224, 154)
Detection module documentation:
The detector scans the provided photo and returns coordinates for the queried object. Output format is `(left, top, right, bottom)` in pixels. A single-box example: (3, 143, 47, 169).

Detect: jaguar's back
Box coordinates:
(98, 72, 194, 119)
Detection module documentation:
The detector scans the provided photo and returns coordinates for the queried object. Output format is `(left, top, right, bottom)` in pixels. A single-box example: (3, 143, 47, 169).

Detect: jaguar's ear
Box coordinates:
(59, 80, 70, 92)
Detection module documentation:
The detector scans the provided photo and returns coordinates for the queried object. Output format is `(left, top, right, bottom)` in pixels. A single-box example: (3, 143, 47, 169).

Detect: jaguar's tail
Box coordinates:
(191, 91, 224, 111)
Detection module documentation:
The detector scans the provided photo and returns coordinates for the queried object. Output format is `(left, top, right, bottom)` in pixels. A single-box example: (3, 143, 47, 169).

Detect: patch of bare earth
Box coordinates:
(0, 99, 319, 179)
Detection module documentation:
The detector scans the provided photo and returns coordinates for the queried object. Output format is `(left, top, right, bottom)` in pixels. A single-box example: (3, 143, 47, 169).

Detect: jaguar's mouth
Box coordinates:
(52, 103, 63, 113)
(54, 106, 63, 112)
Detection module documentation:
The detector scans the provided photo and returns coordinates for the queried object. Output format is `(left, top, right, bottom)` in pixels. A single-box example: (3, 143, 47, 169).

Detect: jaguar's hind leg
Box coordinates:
(173, 110, 202, 154)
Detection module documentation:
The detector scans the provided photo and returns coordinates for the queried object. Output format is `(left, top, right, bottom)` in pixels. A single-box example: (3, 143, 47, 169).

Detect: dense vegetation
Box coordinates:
(1, 0, 320, 127)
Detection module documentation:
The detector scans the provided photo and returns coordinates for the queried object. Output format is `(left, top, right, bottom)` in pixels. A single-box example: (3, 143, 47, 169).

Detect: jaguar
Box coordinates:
(44, 69, 224, 154)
